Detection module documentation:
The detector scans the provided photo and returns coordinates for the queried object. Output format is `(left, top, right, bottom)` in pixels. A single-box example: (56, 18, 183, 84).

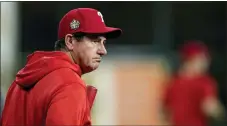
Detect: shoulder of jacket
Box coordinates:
(42, 68, 87, 90)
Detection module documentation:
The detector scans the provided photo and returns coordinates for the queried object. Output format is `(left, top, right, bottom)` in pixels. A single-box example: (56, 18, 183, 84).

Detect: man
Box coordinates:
(1, 8, 122, 126)
(162, 41, 225, 126)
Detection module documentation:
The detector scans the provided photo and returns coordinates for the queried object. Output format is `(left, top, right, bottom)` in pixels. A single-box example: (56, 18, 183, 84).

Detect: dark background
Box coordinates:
(19, 1, 226, 108)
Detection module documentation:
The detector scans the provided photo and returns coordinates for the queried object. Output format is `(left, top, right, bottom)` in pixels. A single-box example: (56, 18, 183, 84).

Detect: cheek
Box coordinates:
(79, 46, 96, 63)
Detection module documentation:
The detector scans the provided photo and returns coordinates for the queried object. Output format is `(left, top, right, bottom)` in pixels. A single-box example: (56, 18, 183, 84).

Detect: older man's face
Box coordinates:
(72, 35, 107, 73)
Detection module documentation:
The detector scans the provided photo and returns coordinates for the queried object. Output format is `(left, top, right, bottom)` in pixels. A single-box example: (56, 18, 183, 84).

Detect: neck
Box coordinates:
(63, 50, 86, 75)
(60, 49, 77, 64)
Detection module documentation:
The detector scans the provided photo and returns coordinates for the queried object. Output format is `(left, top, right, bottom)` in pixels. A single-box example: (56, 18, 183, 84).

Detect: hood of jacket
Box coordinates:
(15, 51, 82, 88)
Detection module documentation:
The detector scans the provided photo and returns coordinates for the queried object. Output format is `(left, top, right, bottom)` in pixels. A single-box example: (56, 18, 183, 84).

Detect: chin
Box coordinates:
(91, 65, 99, 71)
(83, 65, 99, 74)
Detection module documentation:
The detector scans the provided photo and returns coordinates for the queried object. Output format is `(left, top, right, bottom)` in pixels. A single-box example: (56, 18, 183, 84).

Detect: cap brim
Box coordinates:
(103, 27, 122, 39)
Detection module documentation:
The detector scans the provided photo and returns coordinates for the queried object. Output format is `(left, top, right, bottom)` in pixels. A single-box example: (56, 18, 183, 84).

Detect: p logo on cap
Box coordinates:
(97, 11, 104, 22)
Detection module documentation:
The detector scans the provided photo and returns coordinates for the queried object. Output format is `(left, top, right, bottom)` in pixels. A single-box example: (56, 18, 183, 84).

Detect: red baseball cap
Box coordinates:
(180, 40, 209, 60)
(58, 8, 122, 40)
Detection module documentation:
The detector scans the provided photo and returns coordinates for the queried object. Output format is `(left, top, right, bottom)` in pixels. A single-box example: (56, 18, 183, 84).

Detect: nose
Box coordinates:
(97, 44, 107, 56)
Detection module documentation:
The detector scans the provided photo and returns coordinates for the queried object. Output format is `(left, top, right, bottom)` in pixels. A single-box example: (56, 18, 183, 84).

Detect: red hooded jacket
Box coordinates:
(1, 51, 97, 126)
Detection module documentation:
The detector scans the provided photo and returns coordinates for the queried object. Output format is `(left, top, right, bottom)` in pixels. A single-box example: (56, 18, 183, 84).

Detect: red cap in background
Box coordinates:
(58, 8, 122, 40)
(180, 40, 209, 60)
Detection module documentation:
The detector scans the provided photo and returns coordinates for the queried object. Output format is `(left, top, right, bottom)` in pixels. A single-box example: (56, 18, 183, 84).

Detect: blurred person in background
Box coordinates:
(161, 41, 225, 126)
(1, 8, 122, 126)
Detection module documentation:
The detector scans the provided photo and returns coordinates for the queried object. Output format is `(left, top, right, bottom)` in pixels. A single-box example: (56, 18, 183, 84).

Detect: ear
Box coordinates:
(65, 34, 74, 51)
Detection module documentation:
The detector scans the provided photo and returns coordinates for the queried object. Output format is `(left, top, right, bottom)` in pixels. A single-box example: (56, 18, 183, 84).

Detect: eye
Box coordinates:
(90, 37, 106, 45)
(93, 40, 100, 44)
(94, 40, 100, 42)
